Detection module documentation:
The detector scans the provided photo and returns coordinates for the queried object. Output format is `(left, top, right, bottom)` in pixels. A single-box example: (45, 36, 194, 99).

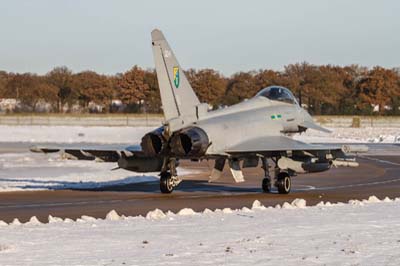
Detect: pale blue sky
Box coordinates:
(0, 0, 399, 75)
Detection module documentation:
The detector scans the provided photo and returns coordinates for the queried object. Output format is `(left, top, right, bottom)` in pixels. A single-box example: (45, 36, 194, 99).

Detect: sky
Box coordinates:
(0, 0, 399, 76)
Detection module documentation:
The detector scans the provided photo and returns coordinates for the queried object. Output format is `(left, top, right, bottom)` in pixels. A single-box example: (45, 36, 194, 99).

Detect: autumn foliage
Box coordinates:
(0, 63, 399, 115)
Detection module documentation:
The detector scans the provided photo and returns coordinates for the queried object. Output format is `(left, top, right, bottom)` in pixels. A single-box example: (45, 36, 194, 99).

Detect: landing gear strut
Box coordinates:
(159, 158, 181, 194)
(261, 157, 272, 193)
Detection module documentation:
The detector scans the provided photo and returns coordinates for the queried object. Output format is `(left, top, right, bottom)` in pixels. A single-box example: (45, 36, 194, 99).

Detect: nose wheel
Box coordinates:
(160, 172, 174, 193)
(160, 171, 182, 194)
(159, 158, 182, 194)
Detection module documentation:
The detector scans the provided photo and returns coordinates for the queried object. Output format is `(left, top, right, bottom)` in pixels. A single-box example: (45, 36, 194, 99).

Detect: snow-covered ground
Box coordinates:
(295, 127, 400, 144)
(0, 197, 399, 266)
(1, 126, 400, 265)
(0, 126, 196, 192)
(0, 125, 151, 144)
(0, 152, 198, 192)
(0, 125, 399, 144)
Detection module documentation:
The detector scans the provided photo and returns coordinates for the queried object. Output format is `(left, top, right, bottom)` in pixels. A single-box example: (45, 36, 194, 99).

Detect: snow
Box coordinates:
(48, 215, 63, 224)
(203, 208, 213, 214)
(366, 195, 381, 203)
(105, 210, 121, 221)
(251, 200, 266, 210)
(1, 198, 400, 265)
(177, 208, 197, 216)
(146, 209, 166, 220)
(291, 198, 307, 208)
(295, 127, 400, 144)
(0, 125, 153, 144)
(0, 152, 197, 192)
(241, 207, 252, 213)
(10, 219, 21, 226)
(25, 216, 42, 225)
(1, 125, 399, 264)
(0, 125, 200, 192)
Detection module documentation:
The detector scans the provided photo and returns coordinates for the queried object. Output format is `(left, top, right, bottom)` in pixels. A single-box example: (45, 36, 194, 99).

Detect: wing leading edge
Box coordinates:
(225, 135, 343, 154)
(30, 144, 143, 162)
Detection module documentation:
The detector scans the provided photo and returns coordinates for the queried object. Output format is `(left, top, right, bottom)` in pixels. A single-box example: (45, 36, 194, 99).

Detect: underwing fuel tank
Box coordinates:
(118, 156, 163, 172)
(277, 157, 331, 174)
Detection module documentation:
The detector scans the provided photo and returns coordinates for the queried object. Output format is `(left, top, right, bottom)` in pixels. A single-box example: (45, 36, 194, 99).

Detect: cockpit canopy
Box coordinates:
(255, 86, 298, 105)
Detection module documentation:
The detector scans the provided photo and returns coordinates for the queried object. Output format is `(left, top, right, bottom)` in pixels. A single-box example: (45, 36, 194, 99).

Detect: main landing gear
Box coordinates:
(261, 157, 291, 194)
(159, 158, 182, 194)
(275, 172, 291, 194)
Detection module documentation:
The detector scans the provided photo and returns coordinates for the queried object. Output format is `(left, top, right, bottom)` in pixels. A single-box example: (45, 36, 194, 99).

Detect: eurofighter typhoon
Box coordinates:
(31, 29, 365, 194)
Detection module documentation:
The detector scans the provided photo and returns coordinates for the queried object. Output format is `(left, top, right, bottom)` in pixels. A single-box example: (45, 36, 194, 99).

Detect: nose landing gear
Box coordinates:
(159, 158, 182, 194)
(160, 172, 182, 193)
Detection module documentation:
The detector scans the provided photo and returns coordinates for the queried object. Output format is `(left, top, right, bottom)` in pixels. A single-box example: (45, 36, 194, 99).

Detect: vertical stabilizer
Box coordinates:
(151, 29, 202, 131)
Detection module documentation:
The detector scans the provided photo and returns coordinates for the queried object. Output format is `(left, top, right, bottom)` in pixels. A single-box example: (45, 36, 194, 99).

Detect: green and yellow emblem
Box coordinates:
(271, 114, 282, 120)
(173, 66, 180, 88)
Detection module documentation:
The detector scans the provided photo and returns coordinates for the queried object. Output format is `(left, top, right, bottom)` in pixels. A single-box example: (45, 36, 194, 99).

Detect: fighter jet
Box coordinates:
(31, 29, 364, 194)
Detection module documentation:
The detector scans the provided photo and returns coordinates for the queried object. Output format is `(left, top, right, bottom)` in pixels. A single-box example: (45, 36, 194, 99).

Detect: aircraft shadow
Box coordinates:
(86, 179, 262, 193)
(0, 177, 261, 194)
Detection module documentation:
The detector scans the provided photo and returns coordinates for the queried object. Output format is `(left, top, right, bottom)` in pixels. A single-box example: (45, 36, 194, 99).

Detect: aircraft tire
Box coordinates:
(276, 172, 291, 194)
(160, 172, 174, 194)
(262, 177, 272, 193)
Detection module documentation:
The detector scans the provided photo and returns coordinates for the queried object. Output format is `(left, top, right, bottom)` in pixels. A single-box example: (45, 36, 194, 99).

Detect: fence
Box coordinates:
(1, 114, 400, 128)
(0, 115, 164, 127)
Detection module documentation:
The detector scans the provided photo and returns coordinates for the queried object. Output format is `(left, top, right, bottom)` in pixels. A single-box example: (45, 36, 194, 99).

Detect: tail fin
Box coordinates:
(151, 29, 203, 131)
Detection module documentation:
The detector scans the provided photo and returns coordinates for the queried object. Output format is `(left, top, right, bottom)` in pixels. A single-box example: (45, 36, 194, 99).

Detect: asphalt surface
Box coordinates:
(1, 145, 400, 223)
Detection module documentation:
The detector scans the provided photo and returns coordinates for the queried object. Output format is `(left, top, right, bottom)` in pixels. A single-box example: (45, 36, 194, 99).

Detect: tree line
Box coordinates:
(0, 63, 400, 115)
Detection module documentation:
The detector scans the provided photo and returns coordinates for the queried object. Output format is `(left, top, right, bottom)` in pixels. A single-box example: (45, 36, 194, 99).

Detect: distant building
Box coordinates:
(0, 98, 19, 113)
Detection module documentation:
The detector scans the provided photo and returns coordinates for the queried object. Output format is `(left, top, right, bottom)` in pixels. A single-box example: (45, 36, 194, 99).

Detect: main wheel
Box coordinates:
(160, 172, 174, 194)
(276, 172, 291, 194)
(262, 177, 272, 193)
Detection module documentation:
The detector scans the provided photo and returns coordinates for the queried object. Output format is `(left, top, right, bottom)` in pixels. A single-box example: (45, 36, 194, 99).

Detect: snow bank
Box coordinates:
(10, 218, 22, 226)
(367, 195, 381, 203)
(291, 198, 307, 208)
(1, 196, 396, 227)
(146, 209, 166, 220)
(177, 208, 197, 216)
(251, 200, 266, 210)
(105, 210, 120, 221)
(79, 215, 97, 222)
(25, 216, 42, 225)
(222, 208, 233, 214)
(1, 196, 400, 266)
(48, 215, 63, 223)
(203, 208, 213, 214)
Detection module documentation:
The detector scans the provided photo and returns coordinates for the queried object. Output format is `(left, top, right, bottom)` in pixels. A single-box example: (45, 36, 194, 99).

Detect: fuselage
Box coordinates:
(194, 95, 305, 155)
(141, 86, 314, 159)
